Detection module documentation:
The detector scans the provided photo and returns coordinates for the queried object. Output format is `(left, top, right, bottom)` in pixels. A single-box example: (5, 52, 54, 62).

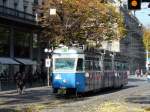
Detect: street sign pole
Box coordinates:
(45, 57, 51, 87)
(47, 64, 50, 87)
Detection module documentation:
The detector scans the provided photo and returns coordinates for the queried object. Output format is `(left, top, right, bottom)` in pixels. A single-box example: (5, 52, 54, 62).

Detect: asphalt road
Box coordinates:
(0, 76, 149, 112)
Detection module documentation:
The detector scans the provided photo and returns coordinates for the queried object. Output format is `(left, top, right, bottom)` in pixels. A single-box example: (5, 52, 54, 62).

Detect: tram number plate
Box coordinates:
(58, 89, 66, 94)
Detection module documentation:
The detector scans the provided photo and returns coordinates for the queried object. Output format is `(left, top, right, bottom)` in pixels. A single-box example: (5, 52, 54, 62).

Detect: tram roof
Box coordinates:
(53, 47, 84, 54)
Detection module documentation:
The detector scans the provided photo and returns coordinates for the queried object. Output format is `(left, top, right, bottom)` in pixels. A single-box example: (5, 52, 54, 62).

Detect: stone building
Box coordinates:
(120, 4, 145, 74)
(0, 0, 43, 90)
(102, 0, 145, 75)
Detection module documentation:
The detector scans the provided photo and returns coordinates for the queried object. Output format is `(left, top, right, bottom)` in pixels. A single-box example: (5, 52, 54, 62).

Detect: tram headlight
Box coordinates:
(85, 73, 89, 77)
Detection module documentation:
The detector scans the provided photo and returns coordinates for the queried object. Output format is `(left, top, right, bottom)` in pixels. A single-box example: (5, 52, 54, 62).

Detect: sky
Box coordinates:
(135, 3, 150, 28)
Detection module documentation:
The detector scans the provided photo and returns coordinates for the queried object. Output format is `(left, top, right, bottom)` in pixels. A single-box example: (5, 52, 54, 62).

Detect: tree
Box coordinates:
(38, 0, 126, 47)
(143, 28, 150, 51)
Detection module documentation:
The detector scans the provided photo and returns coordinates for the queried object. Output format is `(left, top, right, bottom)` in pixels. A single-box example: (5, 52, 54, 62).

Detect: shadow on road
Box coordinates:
(0, 89, 54, 106)
(0, 108, 18, 112)
(0, 84, 139, 108)
(125, 95, 150, 104)
(56, 85, 138, 100)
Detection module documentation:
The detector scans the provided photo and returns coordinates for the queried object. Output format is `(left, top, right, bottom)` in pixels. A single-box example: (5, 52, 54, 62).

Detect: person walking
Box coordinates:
(15, 71, 26, 94)
(146, 71, 150, 82)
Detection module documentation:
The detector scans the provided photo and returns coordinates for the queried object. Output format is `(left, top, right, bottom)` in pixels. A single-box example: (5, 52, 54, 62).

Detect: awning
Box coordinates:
(15, 58, 37, 65)
(0, 58, 20, 65)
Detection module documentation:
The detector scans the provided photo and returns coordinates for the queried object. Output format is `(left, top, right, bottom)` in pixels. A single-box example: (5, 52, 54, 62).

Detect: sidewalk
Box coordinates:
(128, 75, 147, 80)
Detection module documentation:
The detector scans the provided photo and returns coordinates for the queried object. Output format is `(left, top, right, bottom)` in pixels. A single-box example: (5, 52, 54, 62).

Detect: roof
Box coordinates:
(0, 58, 20, 65)
(53, 47, 84, 54)
(15, 58, 37, 65)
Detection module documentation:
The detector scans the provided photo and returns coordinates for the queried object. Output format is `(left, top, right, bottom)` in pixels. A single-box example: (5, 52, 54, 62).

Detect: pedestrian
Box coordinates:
(127, 70, 130, 76)
(15, 72, 25, 94)
(140, 69, 143, 77)
(135, 69, 140, 77)
(147, 71, 150, 82)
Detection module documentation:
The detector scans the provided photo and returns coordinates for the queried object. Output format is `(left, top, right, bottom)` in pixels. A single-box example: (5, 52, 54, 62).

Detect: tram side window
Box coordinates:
(123, 63, 128, 70)
(93, 61, 101, 71)
(93, 61, 96, 70)
(77, 59, 83, 71)
(104, 62, 112, 70)
(120, 63, 124, 70)
(85, 60, 93, 71)
(116, 63, 120, 70)
(85, 61, 89, 70)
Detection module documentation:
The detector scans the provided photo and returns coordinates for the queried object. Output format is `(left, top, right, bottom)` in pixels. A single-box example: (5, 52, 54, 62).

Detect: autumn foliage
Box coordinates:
(143, 28, 150, 51)
(38, 0, 126, 47)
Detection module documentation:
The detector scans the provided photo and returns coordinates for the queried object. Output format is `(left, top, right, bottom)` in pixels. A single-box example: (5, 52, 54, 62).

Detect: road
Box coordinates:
(0, 76, 149, 112)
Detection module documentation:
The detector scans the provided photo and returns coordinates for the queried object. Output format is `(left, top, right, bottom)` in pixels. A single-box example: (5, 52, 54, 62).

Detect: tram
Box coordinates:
(51, 46, 128, 94)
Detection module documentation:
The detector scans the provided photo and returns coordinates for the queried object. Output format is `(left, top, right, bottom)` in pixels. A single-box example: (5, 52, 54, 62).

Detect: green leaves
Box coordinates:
(143, 28, 150, 50)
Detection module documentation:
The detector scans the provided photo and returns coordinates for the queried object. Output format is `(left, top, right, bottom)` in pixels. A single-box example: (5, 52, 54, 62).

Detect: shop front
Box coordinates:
(0, 24, 40, 91)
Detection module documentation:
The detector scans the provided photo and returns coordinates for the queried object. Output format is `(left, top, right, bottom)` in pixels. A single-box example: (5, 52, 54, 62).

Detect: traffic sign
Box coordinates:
(45, 58, 51, 67)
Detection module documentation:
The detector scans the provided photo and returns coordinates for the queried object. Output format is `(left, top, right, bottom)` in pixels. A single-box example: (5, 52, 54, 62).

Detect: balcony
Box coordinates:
(0, 5, 36, 25)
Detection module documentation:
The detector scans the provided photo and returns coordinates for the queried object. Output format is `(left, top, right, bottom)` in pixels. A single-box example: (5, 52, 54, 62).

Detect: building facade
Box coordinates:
(0, 0, 43, 90)
(105, 0, 145, 75)
(120, 4, 145, 75)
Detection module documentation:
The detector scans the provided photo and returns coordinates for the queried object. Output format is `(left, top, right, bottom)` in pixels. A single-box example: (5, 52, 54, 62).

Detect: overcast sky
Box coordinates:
(135, 3, 150, 28)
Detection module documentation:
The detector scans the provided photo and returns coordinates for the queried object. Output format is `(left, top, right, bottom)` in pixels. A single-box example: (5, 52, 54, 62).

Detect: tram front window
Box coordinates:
(55, 58, 75, 71)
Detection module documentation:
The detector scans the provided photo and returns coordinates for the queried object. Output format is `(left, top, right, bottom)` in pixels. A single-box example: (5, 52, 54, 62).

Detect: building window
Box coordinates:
(0, 26, 10, 57)
(34, 0, 38, 5)
(24, 6, 27, 13)
(23, 0, 28, 13)
(33, 34, 38, 48)
(14, 2, 18, 10)
(14, 30, 32, 58)
(3, 0, 7, 7)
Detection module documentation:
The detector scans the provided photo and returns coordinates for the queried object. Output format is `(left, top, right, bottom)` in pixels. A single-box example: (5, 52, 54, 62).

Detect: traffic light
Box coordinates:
(128, 0, 141, 10)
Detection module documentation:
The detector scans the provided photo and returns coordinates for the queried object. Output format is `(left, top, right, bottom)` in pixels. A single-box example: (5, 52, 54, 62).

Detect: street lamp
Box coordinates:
(44, 8, 56, 87)
(44, 48, 52, 87)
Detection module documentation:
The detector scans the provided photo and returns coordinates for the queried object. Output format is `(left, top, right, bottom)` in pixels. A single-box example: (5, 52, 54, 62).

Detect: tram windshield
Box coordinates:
(54, 58, 75, 71)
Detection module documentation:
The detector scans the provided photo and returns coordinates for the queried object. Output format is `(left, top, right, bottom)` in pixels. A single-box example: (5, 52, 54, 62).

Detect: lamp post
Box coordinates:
(43, 8, 56, 87)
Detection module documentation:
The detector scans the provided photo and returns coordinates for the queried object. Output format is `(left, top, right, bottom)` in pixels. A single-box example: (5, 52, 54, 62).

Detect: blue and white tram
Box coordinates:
(51, 46, 128, 94)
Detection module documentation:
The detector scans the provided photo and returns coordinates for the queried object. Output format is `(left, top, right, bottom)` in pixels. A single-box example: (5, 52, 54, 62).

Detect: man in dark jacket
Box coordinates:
(15, 72, 25, 94)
